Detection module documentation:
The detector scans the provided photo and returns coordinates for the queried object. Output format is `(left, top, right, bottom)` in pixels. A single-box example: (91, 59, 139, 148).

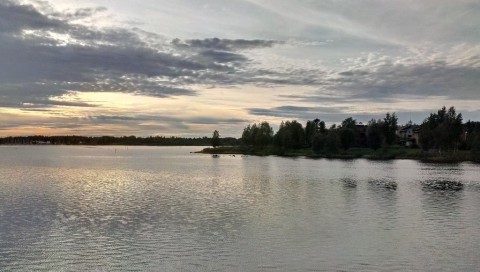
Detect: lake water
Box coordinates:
(0, 145, 479, 271)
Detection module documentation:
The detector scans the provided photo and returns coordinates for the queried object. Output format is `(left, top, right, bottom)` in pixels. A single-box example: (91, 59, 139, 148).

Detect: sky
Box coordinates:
(0, 0, 479, 137)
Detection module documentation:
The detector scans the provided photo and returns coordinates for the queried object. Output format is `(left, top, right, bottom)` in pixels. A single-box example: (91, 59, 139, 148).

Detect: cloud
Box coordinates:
(0, 1, 291, 111)
(77, 114, 248, 136)
(172, 38, 280, 51)
(55, 6, 108, 21)
(0, 0, 63, 33)
(249, 105, 344, 119)
(186, 117, 246, 125)
(197, 49, 247, 63)
(332, 52, 480, 101)
(90, 114, 245, 125)
(4, 0, 432, 115)
(249, 50, 480, 122)
(269, 47, 480, 109)
(248, 105, 383, 123)
(245, 0, 480, 45)
(0, 1, 195, 102)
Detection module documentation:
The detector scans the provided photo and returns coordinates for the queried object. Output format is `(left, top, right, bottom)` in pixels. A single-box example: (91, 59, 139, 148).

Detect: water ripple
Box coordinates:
(0, 146, 479, 271)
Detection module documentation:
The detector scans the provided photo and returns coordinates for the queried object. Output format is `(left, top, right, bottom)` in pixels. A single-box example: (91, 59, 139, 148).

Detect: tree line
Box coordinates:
(240, 113, 398, 153)
(0, 135, 241, 146)
(236, 106, 480, 161)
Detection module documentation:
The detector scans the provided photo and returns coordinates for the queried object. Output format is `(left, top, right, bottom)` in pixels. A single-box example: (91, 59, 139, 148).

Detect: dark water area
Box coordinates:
(0, 146, 479, 271)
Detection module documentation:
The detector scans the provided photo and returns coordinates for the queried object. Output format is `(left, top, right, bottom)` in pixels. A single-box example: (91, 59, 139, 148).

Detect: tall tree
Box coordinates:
(339, 128, 355, 150)
(382, 112, 398, 145)
(471, 135, 480, 163)
(367, 119, 384, 150)
(341, 117, 357, 130)
(242, 124, 258, 145)
(324, 131, 339, 155)
(255, 121, 274, 146)
(312, 133, 326, 154)
(274, 120, 305, 149)
(241, 122, 273, 146)
(305, 120, 316, 147)
(305, 118, 325, 147)
(309, 119, 328, 153)
(420, 106, 463, 152)
(339, 117, 357, 150)
(241, 124, 253, 145)
(212, 130, 220, 148)
(318, 120, 326, 134)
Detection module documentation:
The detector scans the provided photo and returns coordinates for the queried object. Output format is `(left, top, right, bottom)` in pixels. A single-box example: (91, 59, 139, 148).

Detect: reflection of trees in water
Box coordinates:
(421, 188, 464, 220)
(341, 177, 357, 188)
(418, 163, 466, 221)
(421, 180, 463, 191)
(367, 178, 398, 207)
(419, 187, 466, 261)
(338, 160, 362, 216)
(366, 178, 399, 230)
(338, 160, 360, 205)
(368, 179, 398, 191)
(339, 177, 359, 220)
(418, 163, 464, 184)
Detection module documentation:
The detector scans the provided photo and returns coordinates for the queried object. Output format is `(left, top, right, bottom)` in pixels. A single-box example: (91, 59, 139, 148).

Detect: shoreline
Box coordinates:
(196, 146, 477, 163)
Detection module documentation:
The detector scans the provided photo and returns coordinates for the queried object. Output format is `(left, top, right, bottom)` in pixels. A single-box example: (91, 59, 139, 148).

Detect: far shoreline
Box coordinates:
(196, 145, 477, 164)
(1, 143, 477, 164)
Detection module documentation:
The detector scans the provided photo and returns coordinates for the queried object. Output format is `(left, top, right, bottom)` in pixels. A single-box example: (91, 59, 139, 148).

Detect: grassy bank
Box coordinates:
(197, 145, 475, 163)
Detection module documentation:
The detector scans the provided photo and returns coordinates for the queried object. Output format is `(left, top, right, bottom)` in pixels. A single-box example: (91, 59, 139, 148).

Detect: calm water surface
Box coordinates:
(0, 146, 479, 271)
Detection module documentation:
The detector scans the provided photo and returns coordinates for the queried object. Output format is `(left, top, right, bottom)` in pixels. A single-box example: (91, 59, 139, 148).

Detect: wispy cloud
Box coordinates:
(172, 38, 280, 50)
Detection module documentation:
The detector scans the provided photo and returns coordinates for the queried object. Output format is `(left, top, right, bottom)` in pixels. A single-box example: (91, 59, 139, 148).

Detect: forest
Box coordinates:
(0, 135, 240, 146)
(211, 106, 480, 162)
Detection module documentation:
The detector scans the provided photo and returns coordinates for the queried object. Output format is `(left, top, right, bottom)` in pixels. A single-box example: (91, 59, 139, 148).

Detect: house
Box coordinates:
(397, 122, 421, 147)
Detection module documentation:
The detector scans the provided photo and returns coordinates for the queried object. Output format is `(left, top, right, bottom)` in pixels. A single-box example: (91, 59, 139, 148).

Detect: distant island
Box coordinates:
(0, 135, 240, 146)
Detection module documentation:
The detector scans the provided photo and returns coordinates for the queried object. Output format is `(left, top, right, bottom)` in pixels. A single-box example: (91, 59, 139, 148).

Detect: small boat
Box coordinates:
(212, 154, 220, 158)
